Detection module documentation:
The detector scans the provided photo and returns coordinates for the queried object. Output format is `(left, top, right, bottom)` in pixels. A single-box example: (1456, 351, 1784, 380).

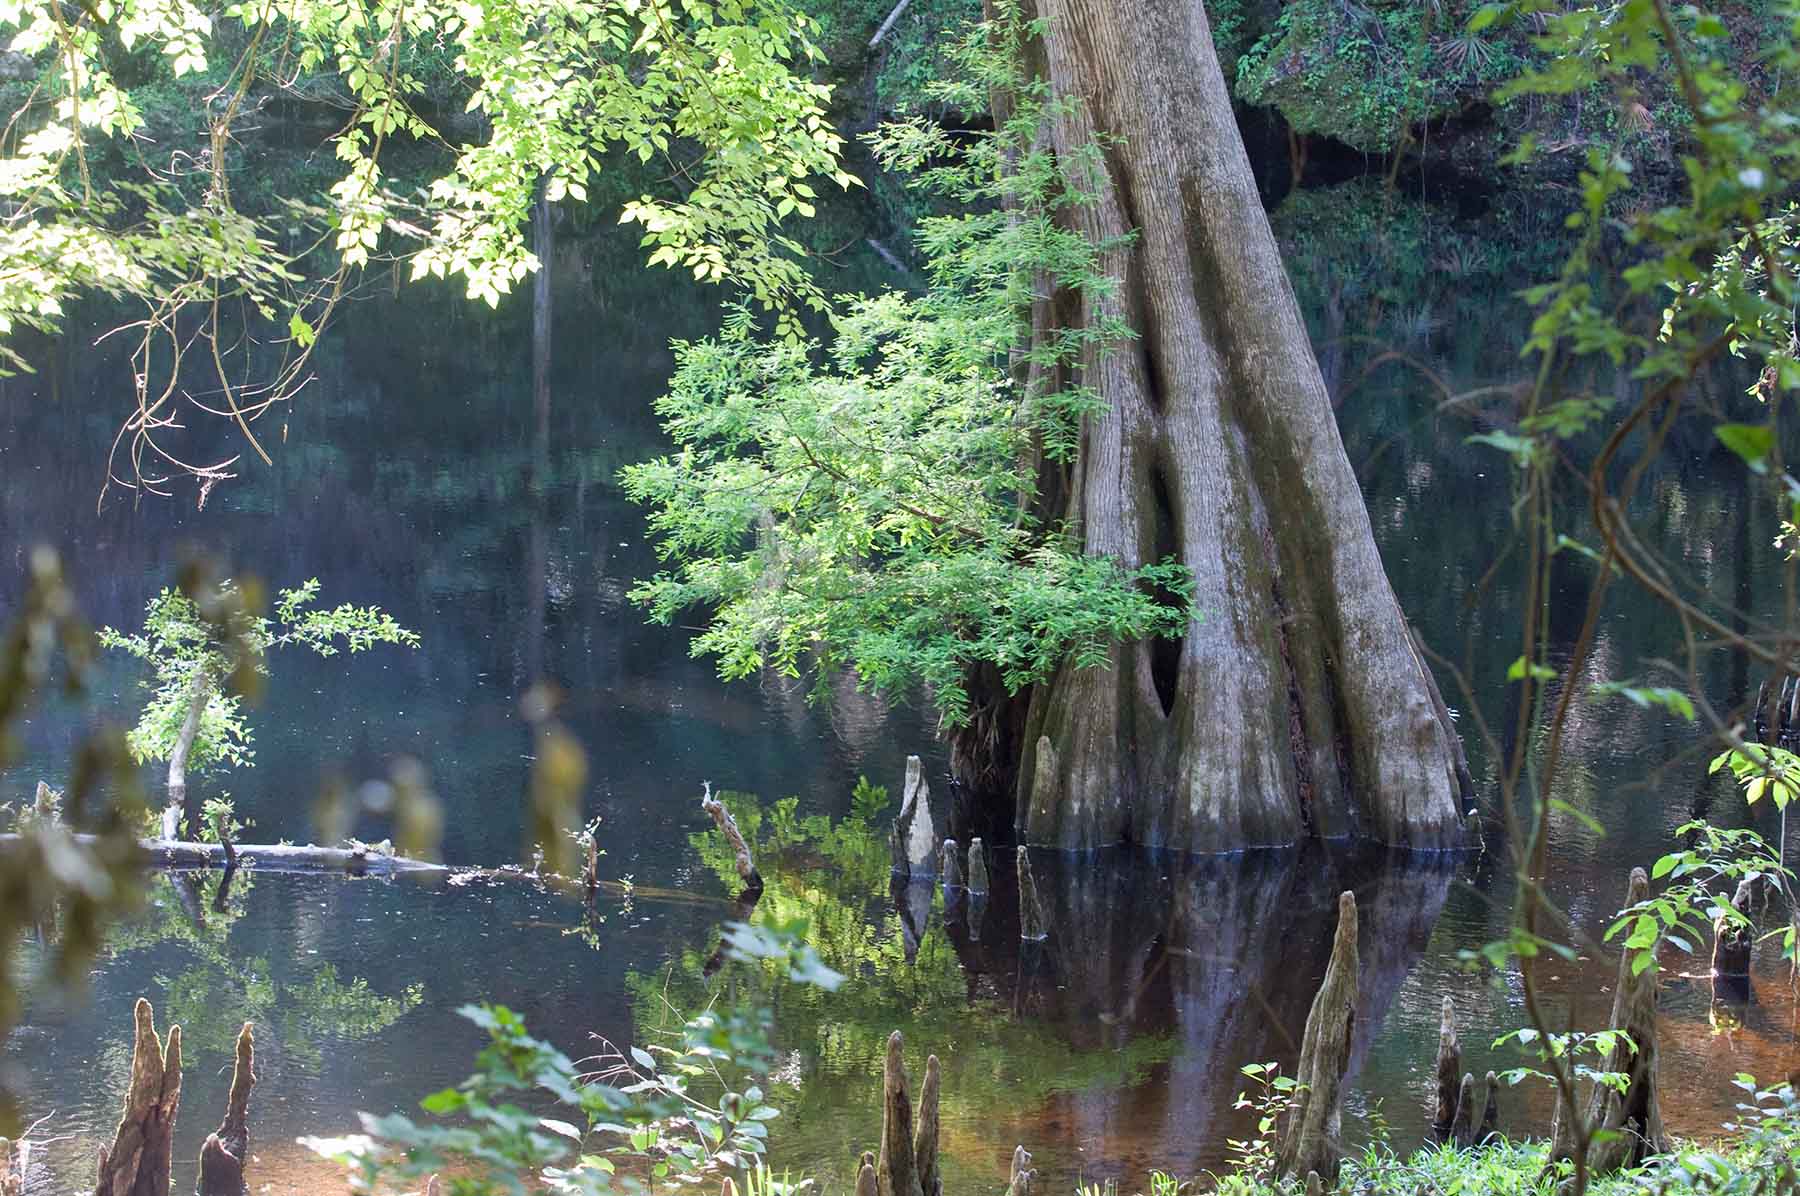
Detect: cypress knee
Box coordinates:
(1017, 848, 1047, 942)
(877, 1032, 922, 1196)
(913, 1056, 940, 1196)
(1006, 1147, 1035, 1196)
(1478, 1071, 1499, 1144)
(93, 998, 182, 1196)
(1449, 1073, 1475, 1147)
(967, 838, 989, 895)
(1710, 877, 1755, 980)
(1431, 995, 1460, 1140)
(197, 1023, 255, 1196)
(1274, 891, 1359, 1184)
(1547, 867, 1670, 1174)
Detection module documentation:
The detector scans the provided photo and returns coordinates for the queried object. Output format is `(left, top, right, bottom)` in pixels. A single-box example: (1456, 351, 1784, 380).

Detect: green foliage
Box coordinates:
(1636, 817, 1798, 963)
(1185, 1079, 1800, 1196)
(1708, 744, 1800, 812)
(623, 5, 1193, 725)
(0, 548, 147, 1132)
(304, 924, 841, 1195)
(1235, 0, 1526, 153)
(198, 793, 251, 843)
(99, 577, 417, 788)
(0, 0, 853, 500)
(1219, 1062, 1301, 1187)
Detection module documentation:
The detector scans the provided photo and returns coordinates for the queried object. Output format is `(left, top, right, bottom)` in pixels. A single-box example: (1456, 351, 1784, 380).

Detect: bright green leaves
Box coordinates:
(0, 0, 849, 490)
(306, 923, 830, 1193)
(1716, 422, 1776, 474)
(1588, 680, 1695, 721)
(1709, 742, 1800, 810)
(623, 5, 1190, 725)
(99, 579, 417, 783)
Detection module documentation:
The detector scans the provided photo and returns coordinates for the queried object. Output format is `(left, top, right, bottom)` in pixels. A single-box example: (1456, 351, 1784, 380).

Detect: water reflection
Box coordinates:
(5, 191, 1800, 1194)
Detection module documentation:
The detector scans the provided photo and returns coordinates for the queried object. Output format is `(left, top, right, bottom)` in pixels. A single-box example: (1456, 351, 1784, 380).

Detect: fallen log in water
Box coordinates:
(0, 834, 725, 906)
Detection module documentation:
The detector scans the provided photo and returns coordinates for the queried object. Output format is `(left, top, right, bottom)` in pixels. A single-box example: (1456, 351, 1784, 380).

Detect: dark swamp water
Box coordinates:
(3, 181, 1798, 1193)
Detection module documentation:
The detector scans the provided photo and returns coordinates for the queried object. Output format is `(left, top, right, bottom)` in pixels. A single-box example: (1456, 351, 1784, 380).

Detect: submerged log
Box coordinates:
(967, 838, 989, 895)
(197, 1024, 255, 1196)
(701, 785, 762, 891)
(94, 998, 182, 1196)
(1548, 867, 1670, 1174)
(891, 757, 945, 878)
(1479, 1071, 1500, 1144)
(1274, 890, 1358, 1185)
(1448, 1072, 1475, 1147)
(1017, 848, 1047, 942)
(1431, 995, 1461, 1139)
(877, 1032, 922, 1196)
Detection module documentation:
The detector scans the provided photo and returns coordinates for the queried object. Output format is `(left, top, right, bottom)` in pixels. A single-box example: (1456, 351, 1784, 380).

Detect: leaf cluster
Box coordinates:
(623, 4, 1192, 725)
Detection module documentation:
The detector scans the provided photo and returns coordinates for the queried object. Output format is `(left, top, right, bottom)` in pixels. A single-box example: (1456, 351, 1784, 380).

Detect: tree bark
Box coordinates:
(1274, 891, 1357, 1184)
(196, 1023, 255, 1196)
(165, 672, 210, 839)
(962, 0, 1466, 853)
(93, 998, 181, 1196)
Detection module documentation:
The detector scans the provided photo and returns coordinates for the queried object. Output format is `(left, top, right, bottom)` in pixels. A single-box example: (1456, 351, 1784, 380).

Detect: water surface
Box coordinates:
(4, 189, 1797, 1192)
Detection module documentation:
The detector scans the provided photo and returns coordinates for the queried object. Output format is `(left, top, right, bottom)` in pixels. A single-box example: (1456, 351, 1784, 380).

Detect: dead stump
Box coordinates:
(1711, 877, 1755, 981)
(1274, 891, 1359, 1185)
(1016, 848, 1047, 942)
(967, 839, 989, 895)
(93, 998, 182, 1196)
(1547, 867, 1670, 1174)
(877, 1032, 924, 1196)
(1431, 995, 1460, 1140)
(890, 757, 945, 879)
(196, 1023, 255, 1196)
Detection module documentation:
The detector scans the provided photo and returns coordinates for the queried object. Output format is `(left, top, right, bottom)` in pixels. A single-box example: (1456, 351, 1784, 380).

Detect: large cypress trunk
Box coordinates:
(962, 0, 1469, 853)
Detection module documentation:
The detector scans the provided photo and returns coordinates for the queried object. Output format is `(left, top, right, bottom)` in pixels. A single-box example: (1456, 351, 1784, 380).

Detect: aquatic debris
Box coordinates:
(702, 782, 762, 891)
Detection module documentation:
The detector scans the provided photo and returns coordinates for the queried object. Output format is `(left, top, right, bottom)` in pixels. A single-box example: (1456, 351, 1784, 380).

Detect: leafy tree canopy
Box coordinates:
(622, 7, 1192, 725)
(0, 0, 855, 494)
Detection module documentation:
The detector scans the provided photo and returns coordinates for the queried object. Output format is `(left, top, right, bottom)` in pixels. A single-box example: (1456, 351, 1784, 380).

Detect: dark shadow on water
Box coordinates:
(864, 844, 1455, 1184)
